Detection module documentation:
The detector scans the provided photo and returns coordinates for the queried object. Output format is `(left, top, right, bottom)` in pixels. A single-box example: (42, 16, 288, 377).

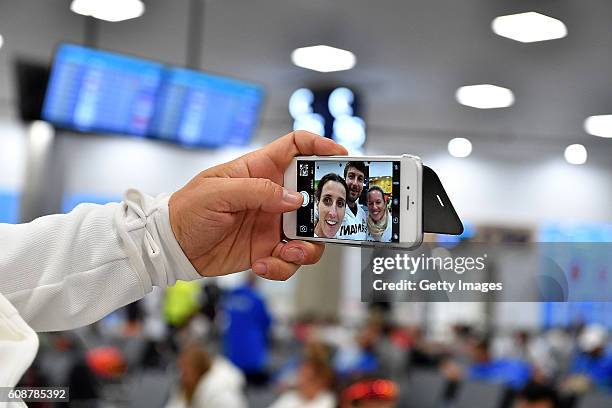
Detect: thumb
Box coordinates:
(218, 178, 303, 213)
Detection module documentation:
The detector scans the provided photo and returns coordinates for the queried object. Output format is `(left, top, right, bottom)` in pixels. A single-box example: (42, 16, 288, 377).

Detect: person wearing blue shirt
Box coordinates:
(222, 272, 272, 385)
(467, 338, 532, 390)
(566, 324, 612, 393)
(334, 322, 381, 379)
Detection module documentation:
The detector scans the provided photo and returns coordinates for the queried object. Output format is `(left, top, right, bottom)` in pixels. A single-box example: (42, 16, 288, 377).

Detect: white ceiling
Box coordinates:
(1, 0, 612, 158)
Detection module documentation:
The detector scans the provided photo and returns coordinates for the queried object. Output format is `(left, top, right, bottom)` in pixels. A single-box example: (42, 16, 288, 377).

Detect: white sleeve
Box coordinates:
(0, 189, 201, 332)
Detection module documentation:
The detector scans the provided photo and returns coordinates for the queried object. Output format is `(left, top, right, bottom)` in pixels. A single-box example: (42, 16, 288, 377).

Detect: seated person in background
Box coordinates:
(562, 324, 612, 394)
(334, 322, 382, 379)
(512, 383, 560, 408)
(268, 343, 336, 408)
(366, 186, 392, 242)
(314, 173, 348, 238)
(337, 161, 368, 240)
(441, 337, 532, 390)
(165, 344, 247, 408)
(341, 378, 398, 408)
(493, 330, 557, 383)
(468, 337, 532, 389)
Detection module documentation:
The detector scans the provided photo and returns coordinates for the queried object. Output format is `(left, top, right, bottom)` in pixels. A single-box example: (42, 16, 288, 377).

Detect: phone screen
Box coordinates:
(296, 160, 401, 243)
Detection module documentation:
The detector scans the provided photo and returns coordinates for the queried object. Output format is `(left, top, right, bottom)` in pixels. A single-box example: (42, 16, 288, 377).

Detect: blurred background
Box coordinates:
(1, 1, 612, 407)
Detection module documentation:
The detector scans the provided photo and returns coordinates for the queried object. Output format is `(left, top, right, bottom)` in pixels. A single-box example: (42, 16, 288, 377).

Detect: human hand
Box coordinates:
(169, 130, 348, 281)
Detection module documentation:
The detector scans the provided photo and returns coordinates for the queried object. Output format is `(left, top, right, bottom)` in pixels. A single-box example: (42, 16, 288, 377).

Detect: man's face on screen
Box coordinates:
(346, 166, 365, 204)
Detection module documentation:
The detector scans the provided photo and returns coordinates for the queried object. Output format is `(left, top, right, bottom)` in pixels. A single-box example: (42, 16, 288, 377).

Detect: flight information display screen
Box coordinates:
(42, 44, 163, 136)
(149, 68, 263, 147)
(42, 44, 264, 147)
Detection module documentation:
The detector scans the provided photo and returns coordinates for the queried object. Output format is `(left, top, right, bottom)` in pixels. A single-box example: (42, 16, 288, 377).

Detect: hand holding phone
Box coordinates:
(169, 131, 348, 281)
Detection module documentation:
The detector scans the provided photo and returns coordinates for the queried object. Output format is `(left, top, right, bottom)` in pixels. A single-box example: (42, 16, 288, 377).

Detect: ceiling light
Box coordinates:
(291, 45, 356, 73)
(0, 34, 3, 50)
(564, 144, 587, 165)
(456, 84, 514, 109)
(71, 0, 145, 22)
(492, 12, 567, 43)
(288, 88, 314, 119)
(448, 137, 472, 158)
(584, 115, 612, 138)
(328, 87, 355, 118)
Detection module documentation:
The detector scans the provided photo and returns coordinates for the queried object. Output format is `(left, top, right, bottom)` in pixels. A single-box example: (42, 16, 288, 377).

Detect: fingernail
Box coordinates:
(253, 262, 268, 277)
(284, 247, 305, 263)
(282, 188, 302, 205)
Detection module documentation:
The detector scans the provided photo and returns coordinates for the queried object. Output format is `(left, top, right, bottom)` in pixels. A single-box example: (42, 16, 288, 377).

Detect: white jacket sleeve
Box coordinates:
(0, 189, 201, 332)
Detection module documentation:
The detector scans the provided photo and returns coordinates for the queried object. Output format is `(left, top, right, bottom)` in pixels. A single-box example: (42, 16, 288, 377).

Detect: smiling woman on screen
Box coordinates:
(314, 173, 348, 238)
(366, 186, 392, 242)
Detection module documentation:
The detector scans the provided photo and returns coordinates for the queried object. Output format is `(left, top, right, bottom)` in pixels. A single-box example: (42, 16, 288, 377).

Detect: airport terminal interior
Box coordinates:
(1, 1, 612, 407)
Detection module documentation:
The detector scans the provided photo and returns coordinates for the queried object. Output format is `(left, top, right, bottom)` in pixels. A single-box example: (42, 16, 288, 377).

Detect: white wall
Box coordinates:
(429, 154, 612, 225)
(0, 120, 27, 191)
(366, 132, 612, 225)
(57, 133, 260, 197)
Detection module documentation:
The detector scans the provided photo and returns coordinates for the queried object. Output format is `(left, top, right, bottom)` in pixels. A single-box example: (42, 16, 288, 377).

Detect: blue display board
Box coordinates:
(42, 44, 163, 136)
(149, 68, 263, 147)
(0, 191, 19, 224)
(42, 44, 264, 148)
(540, 222, 612, 329)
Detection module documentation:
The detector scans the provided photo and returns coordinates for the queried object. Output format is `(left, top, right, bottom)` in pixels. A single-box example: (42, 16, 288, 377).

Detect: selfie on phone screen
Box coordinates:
(296, 160, 401, 243)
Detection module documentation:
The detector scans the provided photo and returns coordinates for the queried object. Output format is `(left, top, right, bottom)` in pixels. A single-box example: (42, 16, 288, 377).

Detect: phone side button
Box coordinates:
(406, 195, 410, 211)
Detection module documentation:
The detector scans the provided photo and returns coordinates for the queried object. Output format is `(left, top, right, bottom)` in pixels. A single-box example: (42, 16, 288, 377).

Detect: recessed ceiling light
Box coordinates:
(71, 0, 145, 22)
(455, 84, 514, 109)
(492, 12, 567, 43)
(584, 115, 612, 138)
(291, 45, 356, 73)
(564, 144, 587, 165)
(448, 137, 473, 158)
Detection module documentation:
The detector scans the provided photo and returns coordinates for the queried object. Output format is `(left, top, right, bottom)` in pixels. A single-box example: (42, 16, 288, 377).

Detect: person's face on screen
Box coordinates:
(367, 190, 386, 222)
(346, 166, 365, 204)
(315, 180, 346, 238)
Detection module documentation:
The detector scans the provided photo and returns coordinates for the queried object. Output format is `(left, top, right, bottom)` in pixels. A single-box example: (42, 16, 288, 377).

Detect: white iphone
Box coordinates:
(283, 155, 423, 249)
